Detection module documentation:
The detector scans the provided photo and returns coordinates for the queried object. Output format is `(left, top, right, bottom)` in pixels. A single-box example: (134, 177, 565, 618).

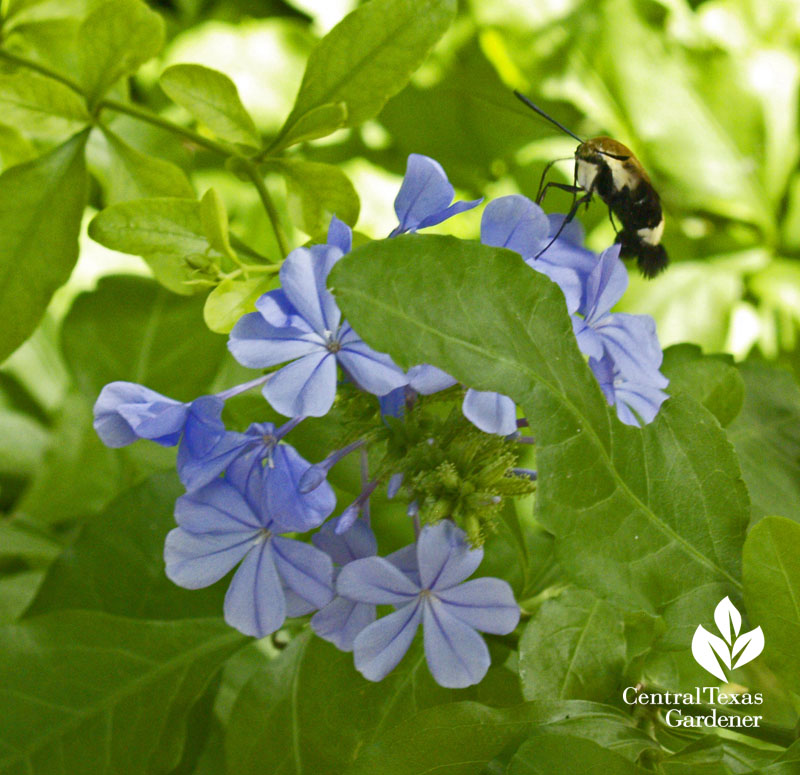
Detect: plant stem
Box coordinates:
(0, 48, 84, 94)
(242, 164, 290, 257)
(98, 98, 232, 156)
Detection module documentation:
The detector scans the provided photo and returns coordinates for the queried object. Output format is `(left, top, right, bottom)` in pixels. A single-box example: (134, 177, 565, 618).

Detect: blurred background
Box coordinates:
(1, 0, 799, 584)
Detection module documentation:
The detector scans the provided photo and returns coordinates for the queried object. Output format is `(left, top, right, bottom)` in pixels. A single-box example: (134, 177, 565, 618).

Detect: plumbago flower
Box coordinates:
(228, 218, 407, 418)
(164, 456, 334, 638)
(338, 520, 519, 688)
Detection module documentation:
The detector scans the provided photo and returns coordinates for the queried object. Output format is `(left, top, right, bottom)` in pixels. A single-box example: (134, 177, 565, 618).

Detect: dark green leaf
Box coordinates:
(0, 406, 48, 477)
(0, 611, 245, 774)
(519, 587, 625, 702)
(508, 734, 646, 774)
(160, 64, 260, 148)
(270, 158, 360, 236)
(61, 275, 227, 402)
(0, 570, 43, 625)
(331, 236, 748, 641)
(272, 0, 456, 150)
(743, 516, 800, 695)
(0, 130, 87, 363)
(727, 363, 800, 524)
(100, 126, 195, 202)
(27, 473, 228, 620)
(227, 633, 459, 774)
(661, 344, 744, 427)
(77, 0, 165, 102)
(658, 735, 775, 775)
(88, 197, 227, 295)
(0, 72, 89, 138)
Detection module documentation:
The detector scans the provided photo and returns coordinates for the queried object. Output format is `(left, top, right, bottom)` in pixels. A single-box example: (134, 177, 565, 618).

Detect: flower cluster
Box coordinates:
(93, 153, 668, 687)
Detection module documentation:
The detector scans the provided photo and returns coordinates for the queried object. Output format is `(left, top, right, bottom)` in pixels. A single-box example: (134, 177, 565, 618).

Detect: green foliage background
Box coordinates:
(0, 0, 799, 772)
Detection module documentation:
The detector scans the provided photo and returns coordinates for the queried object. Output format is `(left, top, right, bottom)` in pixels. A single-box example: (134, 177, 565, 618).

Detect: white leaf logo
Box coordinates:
(691, 597, 763, 681)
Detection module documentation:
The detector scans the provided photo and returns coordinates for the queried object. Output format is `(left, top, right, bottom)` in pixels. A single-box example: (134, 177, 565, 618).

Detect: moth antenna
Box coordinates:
(513, 91, 584, 144)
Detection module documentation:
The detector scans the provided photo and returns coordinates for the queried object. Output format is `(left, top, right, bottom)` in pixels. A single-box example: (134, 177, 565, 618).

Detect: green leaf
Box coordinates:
(77, 0, 165, 102)
(507, 735, 646, 775)
(15, 392, 121, 524)
(61, 275, 227, 402)
(330, 236, 749, 640)
(345, 700, 649, 775)
(0, 611, 245, 774)
(519, 587, 625, 702)
(0, 523, 59, 566)
(657, 735, 776, 775)
(743, 516, 800, 695)
(0, 72, 89, 138)
(160, 64, 261, 148)
(0, 125, 36, 171)
(203, 275, 276, 334)
(0, 571, 43, 625)
(0, 130, 87, 363)
(661, 344, 745, 427)
(199, 187, 235, 258)
(101, 126, 195, 202)
(270, 158, 360, 236)
(27, 473, 227, 620)
(0, 406, 48, 477)
(727, 363, 800, 524)
(227, 633, 459, 774)
(88, 197, 227, 294)
(272, 0, 456, 150)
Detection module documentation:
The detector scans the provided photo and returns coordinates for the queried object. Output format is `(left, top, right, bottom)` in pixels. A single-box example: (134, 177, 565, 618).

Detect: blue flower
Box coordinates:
(337, 520, 519, 687)
(590, 353, 669, 427)
(94, 381, 225, 450)
(461, 389, 517, 436)
(164, 461, 334, 638)
(390, 154, 481, 237)
(228, 240, 406, 418)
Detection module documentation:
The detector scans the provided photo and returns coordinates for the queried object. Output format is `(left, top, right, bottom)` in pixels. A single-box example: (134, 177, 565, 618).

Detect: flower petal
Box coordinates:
(436, 577, 520, 634)
(596, 313, 667, 383)
(423, 598, 490, 688)
(393, 154, 454, 234)
(228, 311, 322, 369)
(327, 215, 352, 254)
(581, 244, 626, 322)
(480, 195, 549, 259)
(263, 351, 337, 417)
(407, 364, 457, 395)
(271, 536, 334, 609)
(417, 521, 483, 591)
(312, 519, 377, 566)
(177, 430, 254, 491)
(224, 540, 286, 637)
(353, 600, 422, 681)
(613, 380, 670, 427)
(311, 596, 376, 652)
(279, 244, 342, 335)
(462, 389, 517, 436)
(175, 479, 263, 533)
(266, 444, 336, 532)
(416, 198, 482, 230)
(164, 527, 256, 589)
(337, 556, 420, 604)
(338, 338, 407, 396)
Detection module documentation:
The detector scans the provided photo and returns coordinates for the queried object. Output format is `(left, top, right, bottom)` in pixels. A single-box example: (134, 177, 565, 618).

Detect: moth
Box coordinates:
(514, 90, 668, 278)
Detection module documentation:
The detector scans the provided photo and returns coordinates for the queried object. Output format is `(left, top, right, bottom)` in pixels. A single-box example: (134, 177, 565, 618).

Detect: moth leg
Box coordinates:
(533, 191, 593, 259)
(535, 157, 574, 203)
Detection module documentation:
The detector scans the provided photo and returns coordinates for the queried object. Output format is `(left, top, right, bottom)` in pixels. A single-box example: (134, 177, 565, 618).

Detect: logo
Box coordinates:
(691, 597, 764, 682)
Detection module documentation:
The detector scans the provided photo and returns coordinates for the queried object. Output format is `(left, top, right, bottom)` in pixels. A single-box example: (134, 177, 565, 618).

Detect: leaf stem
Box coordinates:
(242, 164, 290, 258)
(0, 48, 85, 94)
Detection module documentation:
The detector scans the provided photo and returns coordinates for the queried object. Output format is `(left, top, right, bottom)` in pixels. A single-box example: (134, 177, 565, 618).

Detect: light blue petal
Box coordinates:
(312, 519, 377, 565)
(480, 195, 549, 259)
(266, 444, 336, 532)
(407, 364, 457, 394)
(177, 430, 253, 491)
(528, 258, 582, 315)
(311, 597, 376, 652)
(393, 154, 454, 234)
(175, 479, 263, 533)
(423, 598, 490, 688)
(327, 215, 352, 254)
(386, 544, 421, 589)
(164, 527, 256, 589)
(353, 600, 423, 681)
(462, 389, 517, 436)
(338, 339, 407, 396)
(436, 577, 520, 634)
(224, 540, 286, 637)
(415, 198, 482, 230)
(417, 521, 483, 591)
(614, 380, 670, 427)
(228, 310, 323, 369)
(284, 584, 316, 617)
(581, 244, 626, 322)
(263, 351, 337, 417)
(271, 536, 334, 609)
(254, 289, 304, 328)
(573, 316, 604, 361)
(279, 244, 342, 335)
(337, 556, 420, 604)
(596, 313, 666, 383)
